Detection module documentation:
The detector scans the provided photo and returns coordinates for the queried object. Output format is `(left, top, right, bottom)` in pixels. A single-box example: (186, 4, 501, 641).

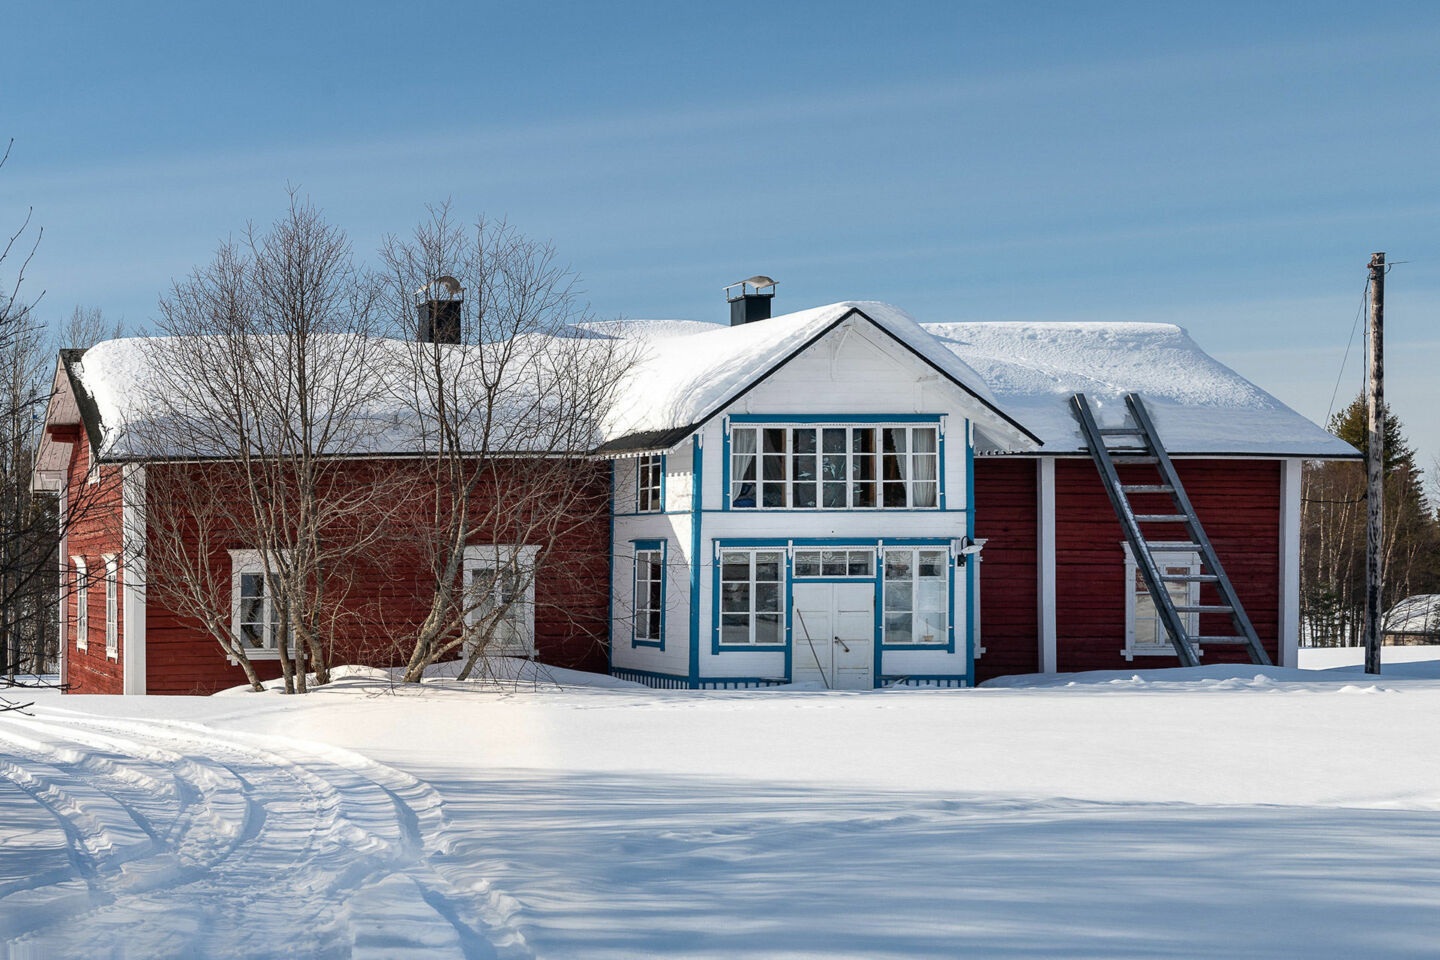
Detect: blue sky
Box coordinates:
(5, 1, 1439, 464)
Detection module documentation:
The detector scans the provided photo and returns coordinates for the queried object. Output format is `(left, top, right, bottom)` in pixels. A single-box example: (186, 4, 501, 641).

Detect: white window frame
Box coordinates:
(230, 549, 284, 659)
(881, 547, 950, 646)
(792, 548, 875, 579)
(463, 544, 541, 658)
(103, 554, 118, 660)
(632, 543, 665, 646)
(729, 423, 939, 510)
(637, 455, 664, 513)
(717, 548, 786, 647)
(1122, 543, 1200, 659)
(73, 556, 88, 651)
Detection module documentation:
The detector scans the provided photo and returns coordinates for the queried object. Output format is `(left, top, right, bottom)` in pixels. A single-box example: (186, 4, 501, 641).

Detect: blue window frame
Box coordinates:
(632, 539, 665, 648)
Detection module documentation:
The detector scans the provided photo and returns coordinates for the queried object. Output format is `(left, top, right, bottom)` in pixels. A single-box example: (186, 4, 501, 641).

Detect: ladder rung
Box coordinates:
(1098, 427, 1144, 435)
(1112, 456, 1158, 464)
(1122, 484, 1174, 493)
(1133, 514, 1190, 523)
(1189, 635, 1252, 644)
(1146, 541, 1201, 550)
(1174, 605, 1233, 614)
(1160, 574, 1218, 582)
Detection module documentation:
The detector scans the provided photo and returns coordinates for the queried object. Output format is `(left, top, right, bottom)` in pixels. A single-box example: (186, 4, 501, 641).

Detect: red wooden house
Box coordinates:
(34, 296, 1357, 694)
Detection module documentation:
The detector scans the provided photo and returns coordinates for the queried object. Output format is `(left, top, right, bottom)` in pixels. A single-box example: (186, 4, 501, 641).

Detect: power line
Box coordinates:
(1327, 276, 1370, 424)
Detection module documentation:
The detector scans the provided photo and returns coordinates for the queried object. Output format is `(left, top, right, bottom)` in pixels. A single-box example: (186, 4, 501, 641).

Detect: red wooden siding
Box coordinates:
(974, 457, 1282, 680)
(1054, 457, 1280, 671)
(140, 459, 612, 696)
(62, 431, 125, 694)
(973, 458, 1038, 683)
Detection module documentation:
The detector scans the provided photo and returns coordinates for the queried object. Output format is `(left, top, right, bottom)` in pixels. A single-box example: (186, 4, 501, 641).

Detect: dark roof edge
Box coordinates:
(58, 349, 104, 455)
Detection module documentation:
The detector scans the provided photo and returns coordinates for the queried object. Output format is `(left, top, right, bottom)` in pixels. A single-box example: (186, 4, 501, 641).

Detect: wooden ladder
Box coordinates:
(1070, 392, 1271, 667)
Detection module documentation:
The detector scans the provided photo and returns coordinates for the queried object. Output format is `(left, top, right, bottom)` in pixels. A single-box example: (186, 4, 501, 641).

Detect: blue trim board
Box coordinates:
(688, 436, 702, 688)
(606, 462, 615, 675)
(966, 419, 976, 684)
(630, 538, 666, 649)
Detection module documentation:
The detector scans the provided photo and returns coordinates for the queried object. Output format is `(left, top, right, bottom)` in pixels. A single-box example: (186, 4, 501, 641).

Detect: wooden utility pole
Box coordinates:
(1363, 252, 1385, 674)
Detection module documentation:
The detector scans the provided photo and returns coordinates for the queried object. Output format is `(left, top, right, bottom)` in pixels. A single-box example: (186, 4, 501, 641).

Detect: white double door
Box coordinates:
(791, 582, 874, 689)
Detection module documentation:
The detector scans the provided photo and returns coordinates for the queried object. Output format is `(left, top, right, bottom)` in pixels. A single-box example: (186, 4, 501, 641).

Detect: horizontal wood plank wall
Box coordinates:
(1055, 457, 1281, 671)
(140, 458, 613, 696)
(64, 434, 125, 694)
(973, 458, 1039, 682)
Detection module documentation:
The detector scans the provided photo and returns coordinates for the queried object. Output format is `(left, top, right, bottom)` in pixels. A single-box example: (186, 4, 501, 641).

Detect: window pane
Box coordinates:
(884, 581, 913, 613)
(912, 482, 938, 508)
(754, 553, 782, 581)
(720, 614, 750, 645)
(792, 483, 816, 508)
(755, 582, 781, 612)
(912, 428, 936, 453)
(763, 428, 786, 453)
(852, 482, 876, 507)
(1135, 617, 1158, 646)
(732, 429, 757, 508)
(914, 611, 946, 644)
(762, 483, 787, 508)
(884, 551, 912, 581)
(721, 582, 750, 613)
(917, 580, 946, 614)
(241, 572, 264, 599)
(821, 550, 846, 576)
(847, 551, 874, 576)
(823, 482, 847, 508)
(754, 613, 782, 645)
(792, 429, 816, 454)
(822, 428, 846, 453)
(885, 613, 913, 644)
(722, 556, 750, 582)
(794, 551, 821, 577)
(918, 551, 946, 578)
(646, 610, 662, 638)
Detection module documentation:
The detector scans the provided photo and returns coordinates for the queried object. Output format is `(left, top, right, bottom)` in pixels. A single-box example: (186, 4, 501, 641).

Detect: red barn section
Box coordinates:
(58, 425, 127, 695)
(59, 424, 611, 696)
(975, 457, 1282, 683)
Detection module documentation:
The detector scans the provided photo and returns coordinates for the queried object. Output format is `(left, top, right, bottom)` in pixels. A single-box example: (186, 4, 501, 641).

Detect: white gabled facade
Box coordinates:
(609, 310, 1020, 689)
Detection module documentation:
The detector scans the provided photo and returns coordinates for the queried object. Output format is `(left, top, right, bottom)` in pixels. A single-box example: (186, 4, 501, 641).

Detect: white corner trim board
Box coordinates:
(122, 465, 147, 694)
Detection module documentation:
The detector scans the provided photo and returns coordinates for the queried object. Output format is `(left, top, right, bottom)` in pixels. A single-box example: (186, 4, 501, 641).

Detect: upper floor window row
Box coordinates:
(730, 424, 938, 510)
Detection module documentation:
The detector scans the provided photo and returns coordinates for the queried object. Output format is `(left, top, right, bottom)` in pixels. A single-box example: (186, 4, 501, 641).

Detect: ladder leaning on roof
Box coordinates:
(1070, 392, 1271, 668)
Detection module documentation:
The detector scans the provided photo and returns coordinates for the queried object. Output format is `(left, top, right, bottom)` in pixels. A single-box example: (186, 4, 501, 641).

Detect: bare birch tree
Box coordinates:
(133, 194, 402, 693)
(376, 207, 630, 682)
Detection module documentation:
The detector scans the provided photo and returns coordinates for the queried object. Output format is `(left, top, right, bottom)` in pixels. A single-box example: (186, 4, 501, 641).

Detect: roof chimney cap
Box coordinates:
(724, 276, 777, 301)
(416, 275, 464, 300)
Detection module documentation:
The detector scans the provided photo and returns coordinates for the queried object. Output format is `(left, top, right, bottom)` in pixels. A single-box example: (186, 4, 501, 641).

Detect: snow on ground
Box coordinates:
(3, 649, 1440, 958)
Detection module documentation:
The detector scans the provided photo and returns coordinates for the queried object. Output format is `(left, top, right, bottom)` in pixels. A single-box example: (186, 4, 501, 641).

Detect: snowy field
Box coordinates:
(2, 650, 1439, 959)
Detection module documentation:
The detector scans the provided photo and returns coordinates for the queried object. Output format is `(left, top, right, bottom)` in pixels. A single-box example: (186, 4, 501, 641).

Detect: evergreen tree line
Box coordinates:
(1301, 395, 1440, 646)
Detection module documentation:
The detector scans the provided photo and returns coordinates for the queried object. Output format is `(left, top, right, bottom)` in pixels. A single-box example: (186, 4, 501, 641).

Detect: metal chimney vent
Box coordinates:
(725, 275, 777, 326)
(417, 275, 464, 344)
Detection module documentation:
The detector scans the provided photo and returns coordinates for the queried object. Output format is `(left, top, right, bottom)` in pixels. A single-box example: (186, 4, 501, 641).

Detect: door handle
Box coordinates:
(833, 637, 851, 652)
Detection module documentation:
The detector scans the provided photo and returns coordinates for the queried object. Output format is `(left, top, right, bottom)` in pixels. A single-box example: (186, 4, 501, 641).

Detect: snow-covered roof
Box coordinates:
(50, 301, 1355, 464)
(924, 321, 1359, 458)
(66, 332, 615, 460)
(594, 301, 1039, 453)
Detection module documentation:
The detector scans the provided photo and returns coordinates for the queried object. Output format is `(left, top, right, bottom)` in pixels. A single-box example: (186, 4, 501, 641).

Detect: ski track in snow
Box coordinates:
(0, 715, 530, 960)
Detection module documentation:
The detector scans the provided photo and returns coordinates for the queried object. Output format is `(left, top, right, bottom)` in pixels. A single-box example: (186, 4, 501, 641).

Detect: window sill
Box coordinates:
(715, 644, 788, 653)
(632, 638, 665, 649)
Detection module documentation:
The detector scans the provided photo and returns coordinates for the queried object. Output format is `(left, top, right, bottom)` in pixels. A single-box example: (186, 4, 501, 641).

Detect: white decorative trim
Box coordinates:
(1278, 458, 1302, 667)
(1121, 541, 1199, 659)
(463, 544, 541, 656)
(72, 555, 88, 651)
(1037, 458, 1057, 673)
(229, 549, 287, 661)
(122, 465, 146, 694)
(102, 554, 118, 661)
